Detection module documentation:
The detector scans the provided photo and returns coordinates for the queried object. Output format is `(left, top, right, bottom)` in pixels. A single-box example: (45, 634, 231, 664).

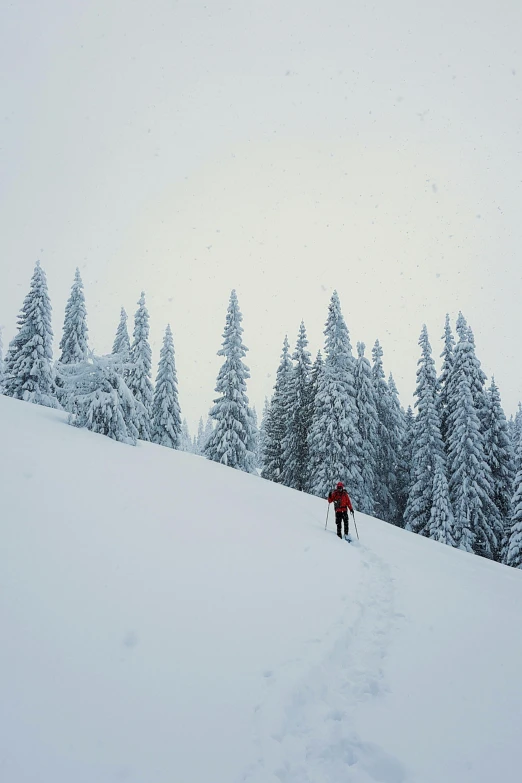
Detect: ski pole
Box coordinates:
(325, 502, 330, 530)
(352, 510, 359, 540)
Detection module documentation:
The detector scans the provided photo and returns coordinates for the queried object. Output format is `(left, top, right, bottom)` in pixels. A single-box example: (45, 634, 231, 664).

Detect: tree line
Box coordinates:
(1, 261, 521, 569)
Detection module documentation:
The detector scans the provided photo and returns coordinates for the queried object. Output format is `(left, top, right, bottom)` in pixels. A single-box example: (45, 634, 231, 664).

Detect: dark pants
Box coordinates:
(336, 510, 349, 538)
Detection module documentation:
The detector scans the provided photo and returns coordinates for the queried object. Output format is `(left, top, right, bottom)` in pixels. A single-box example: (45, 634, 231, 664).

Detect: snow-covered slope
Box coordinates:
(1, 395, 521, 783)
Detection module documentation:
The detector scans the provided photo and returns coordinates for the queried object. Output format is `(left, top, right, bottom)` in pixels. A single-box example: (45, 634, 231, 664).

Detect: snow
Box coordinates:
(1, 395, 522, 783)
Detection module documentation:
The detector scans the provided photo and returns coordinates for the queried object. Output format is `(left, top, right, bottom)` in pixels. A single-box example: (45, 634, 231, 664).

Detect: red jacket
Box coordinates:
(328, 488, 353, 513)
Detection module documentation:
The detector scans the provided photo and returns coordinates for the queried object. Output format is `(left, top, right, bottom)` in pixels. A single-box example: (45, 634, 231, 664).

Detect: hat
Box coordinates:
(336, 481, 344, 488)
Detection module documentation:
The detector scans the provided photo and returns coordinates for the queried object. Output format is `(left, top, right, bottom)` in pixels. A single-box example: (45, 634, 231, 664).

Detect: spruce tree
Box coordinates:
(308, 292, 362, 500)
(59, 268, 89, 364)
(281, 322, 313, 490)
(447, 327, 502, 558)
(404, 326, 446, 537)
(258, 398, 270, 474)
(127, 292, 154, 441)
(151, 324, 182, 449)
(437, 314, 455, 447)
(467, 326, 489, 430)
(354, 341, 378, 515)
(204, 290, 257, 472)
(512, 403, 522, 473)
(261, 336, 293, 483)
(387, 373, 406, 524)
(506, 431, 522, 569)
(112, 307, 131, 359)
(193, 417, 205, 455)
(201, 416, 214, 452)
(180, 418, 193, 452)
(429, 454, 456, 546)
(371, 340, 397, 521)
(483, 379, 515, 561)
(66, 354, 139, 445)
(4, 261, 60, 408)
(396, 405, 415, 527)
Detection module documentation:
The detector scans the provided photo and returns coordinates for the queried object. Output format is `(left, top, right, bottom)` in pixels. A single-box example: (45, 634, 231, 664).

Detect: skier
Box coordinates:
(328, 481, 354, 540)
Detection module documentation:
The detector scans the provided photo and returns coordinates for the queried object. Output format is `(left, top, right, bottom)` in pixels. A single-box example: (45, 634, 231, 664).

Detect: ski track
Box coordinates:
(240, 542, 408, 783)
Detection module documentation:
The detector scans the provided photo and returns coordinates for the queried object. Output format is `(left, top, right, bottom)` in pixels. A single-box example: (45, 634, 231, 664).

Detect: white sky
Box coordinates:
(1, 0, 521, 431)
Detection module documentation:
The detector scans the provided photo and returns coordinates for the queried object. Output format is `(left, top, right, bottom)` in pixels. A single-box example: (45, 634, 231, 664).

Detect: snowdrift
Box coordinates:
(1, 395, 522, 783)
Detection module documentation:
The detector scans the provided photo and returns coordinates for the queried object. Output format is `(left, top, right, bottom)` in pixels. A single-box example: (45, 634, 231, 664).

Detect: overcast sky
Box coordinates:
(1, 0, 521, 431)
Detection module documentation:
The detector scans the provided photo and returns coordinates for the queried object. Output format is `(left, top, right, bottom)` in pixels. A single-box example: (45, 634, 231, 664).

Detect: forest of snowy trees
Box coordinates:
(2, 261, 522, 570)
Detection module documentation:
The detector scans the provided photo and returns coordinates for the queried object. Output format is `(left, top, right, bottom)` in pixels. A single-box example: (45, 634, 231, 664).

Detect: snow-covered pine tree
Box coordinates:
(371, 340, 398, 522)
(59, 268, 89, 364)
(309, 350, 323, 403)
(396, 405, 415, 527)
(127, 292, 154, 441)
(3, 261, 60, 408)
(251, 405, 261, 471)
(483, 378, 515, 561)
(511, 403, 522, 473)
(353, 341, 378, 515)
(506, 430, 522, 569)
(308, 292, 362, 501)
(281, 321, 313, 490)
(258, 398, 270, 474)
(204, 290, 257, 472)
(65, 354, 139, 445)
(112, 307, 131, 360)
(446, 325, 503, 558)
(404, 326, 447, 537)
(151, 324, 182, 449)
(429, 454, 456, 546)
(437, 314, 455, 447)
(261, 336, 293, 483)
(387, 374, 406, 524)
(193, 417, 205, 455)
(202, 416, 214, 450)
(180, 418, 193, 452)
(467, 326, 489, 430)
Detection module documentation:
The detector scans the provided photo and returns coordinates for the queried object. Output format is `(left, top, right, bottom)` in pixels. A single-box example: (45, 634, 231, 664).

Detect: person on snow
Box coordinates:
(328, 481, 354, 539)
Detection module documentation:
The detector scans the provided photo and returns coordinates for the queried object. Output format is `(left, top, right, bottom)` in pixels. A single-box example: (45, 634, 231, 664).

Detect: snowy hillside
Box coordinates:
(1, 396, 522, 783)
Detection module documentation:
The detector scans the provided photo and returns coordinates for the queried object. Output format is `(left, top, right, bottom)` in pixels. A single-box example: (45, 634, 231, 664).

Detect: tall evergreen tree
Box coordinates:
(201, 416, 214, 453)
(281, 322, 313, 490)
(193, 417, 205, 455)
(4, 261, 60, 408)
(404, 326, 447, 536)
(429, 454, 456, 546)
(353, 341, 378, 515)
(371, 340, 397, 522)
(396, 405, 415, 527)
(483, 379, 515, 561)
(308, 292, 362, 500)
(204, 290, 257, 472)
(447, 326, 502, 558)
(511, 403, 522, 472)
(387, 373, 406, 524)
(258, 398, 270, 474)
(467, 326, 489, 429)
(437, 314, 455, 448)
(261, 336, 293, 483)
(59, 268, 89, 364)
(180, 418, 193, 452)
(151, 324, 182, 449)
(506, 430, 522, 569)
(112, 307, 131, 359)
(127, 292, 154, 441)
